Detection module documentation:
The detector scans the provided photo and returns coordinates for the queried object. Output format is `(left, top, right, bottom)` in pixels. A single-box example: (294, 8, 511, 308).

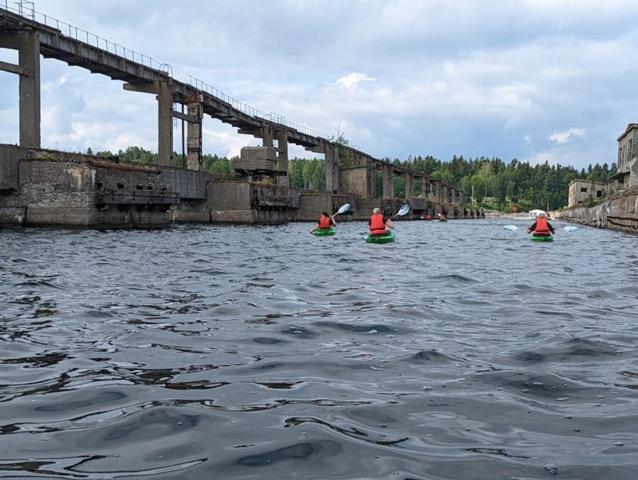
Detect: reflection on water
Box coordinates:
(1, 220, 637, 479)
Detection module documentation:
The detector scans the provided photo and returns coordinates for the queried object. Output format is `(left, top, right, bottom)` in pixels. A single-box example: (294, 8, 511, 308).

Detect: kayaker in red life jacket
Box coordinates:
(369, 207, 395, 236)
(527, 212, 555, 236)
(310, 212, 336, 234)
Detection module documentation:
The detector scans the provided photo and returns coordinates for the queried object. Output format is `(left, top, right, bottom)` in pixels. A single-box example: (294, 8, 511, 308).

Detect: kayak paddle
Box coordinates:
(332, 203, 351, 218)
(392, 204, 410, 218)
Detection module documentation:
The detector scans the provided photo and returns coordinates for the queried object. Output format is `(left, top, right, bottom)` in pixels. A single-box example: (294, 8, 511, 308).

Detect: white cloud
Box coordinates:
(548, 128, 586, 144)
(335, 73, 375, 89)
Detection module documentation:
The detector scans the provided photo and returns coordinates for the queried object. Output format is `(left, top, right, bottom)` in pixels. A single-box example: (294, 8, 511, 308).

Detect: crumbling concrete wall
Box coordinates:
(0, 145, 21, 191)
(297, 192, 333, 221)
(0, 146, 180, 227)
(20, 159, 98, 226)
(207, 179, 291, 224)
(558, 188, 638, 234)
(339, 166, 371, 199)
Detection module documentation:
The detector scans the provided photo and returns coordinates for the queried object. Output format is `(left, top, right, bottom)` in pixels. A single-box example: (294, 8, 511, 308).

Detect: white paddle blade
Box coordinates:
(335, 203, 351, 215)
(563, 226, 578, 232)
(504, 225, 518, 231)
(397, 204, 410, 216)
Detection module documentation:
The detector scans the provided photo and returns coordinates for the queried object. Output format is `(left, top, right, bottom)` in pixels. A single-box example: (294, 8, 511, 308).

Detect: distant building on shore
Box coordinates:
(611, 123, 638, 189)
(567, 123, 637, 208)
(568, 179, 606, 208)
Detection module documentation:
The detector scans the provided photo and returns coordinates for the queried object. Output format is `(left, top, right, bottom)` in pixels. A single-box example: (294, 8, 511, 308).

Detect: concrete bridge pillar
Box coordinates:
(430, 181, 438, 201)
(186, 96, 204, 170)
(274, 130, 289, 188)
(405, 172, 414, 199)
(420, 176, 428, 198)
(158, 80, 174, 167)
(332, 147, 340, 193)
(261, 126, 274, 148)
(382, 164, 394, 199)
(325, 145, 335, 193)
(368, 163, 377, 199)
(324, 144, 340, 194)
(124, 79, 174, 166)
(8, 32, 41, 149)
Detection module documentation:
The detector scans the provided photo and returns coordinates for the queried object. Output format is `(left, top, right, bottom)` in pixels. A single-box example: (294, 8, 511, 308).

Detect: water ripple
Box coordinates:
(1, 220, 637, 479)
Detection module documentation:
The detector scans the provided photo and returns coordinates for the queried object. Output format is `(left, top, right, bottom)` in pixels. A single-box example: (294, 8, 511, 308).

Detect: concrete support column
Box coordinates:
(404, 172, 414, 199)
(368, 164, 377, 199)
(261, 126, 274, 148)
(420, 177, 428, 198)
(274, 130, 288, 188)
(18, 32, 41, 148)
(325, 145, 335, 193)
(157, 80, 173, 167)
(382, 164, 394, 199)
(333, 147, 340, 193)
(186, 97, 204, 170)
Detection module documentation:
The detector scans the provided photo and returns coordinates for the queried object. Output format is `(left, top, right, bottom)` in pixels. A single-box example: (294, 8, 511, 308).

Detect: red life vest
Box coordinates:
(535, 217, 550, 234)
(319, 216, 331, 229)
(370, 213, 386, 234)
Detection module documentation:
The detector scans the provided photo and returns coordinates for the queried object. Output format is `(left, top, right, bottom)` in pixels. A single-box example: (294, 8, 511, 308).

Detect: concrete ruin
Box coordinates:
(557, 187, 638, 235)
(0, 6, 475, 228)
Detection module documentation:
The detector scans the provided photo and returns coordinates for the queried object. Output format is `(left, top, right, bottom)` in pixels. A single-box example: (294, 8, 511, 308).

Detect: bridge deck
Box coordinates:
(0, 7, 320, 149)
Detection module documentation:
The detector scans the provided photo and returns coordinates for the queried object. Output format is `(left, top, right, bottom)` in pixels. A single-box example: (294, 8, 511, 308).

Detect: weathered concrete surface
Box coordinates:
(0, 146, 180, 227)
(339, 166, 372, 199)
(297, 192, 331, 221)
(557, 188, 638, 234)
(233, 147, 278, 175)
(207, 179, 294, 224)
(295, 192, 356, 221)
(170, 200, 210, 223)
(0, 142, 475, 228)
(0, 144, 23, 190)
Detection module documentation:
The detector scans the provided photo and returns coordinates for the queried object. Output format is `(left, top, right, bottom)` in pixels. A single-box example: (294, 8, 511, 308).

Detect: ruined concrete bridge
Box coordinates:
(0, 4, 478, 227)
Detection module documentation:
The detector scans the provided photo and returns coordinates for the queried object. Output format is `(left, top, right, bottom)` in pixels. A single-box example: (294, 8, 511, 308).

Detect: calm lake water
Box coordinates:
(1, 219, 637, 479)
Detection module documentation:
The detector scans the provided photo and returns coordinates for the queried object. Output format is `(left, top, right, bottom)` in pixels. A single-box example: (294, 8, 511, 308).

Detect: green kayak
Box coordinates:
(530, 234, 553, 242)
(365, 231, 395, 244)
(313, 227, 336, 237)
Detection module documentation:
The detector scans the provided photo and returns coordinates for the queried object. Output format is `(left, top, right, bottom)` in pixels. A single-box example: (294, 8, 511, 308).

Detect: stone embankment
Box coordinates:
(556, 188, 638, 234)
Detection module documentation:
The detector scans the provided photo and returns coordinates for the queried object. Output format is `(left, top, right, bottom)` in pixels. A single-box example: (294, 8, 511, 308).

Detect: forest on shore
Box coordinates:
(88, 146, 616, 211)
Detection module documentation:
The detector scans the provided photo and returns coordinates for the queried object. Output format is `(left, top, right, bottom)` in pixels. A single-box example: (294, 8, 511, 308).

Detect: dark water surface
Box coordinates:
(1, 219, 637, 479)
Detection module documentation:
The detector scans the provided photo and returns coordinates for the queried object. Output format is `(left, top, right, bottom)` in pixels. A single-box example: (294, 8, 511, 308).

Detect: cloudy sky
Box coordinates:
(1, 0, 637, 167)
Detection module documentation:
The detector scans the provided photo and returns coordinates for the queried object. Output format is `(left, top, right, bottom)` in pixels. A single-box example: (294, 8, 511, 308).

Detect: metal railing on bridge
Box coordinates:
(186, 75, 316, 136)
(1, 0, 318, 137)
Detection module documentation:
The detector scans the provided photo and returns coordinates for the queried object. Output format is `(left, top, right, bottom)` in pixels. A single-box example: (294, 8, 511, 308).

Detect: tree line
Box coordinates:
(87, 146, 616, 211)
